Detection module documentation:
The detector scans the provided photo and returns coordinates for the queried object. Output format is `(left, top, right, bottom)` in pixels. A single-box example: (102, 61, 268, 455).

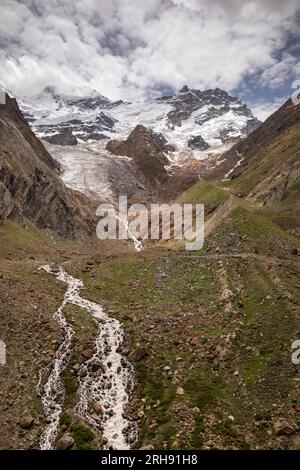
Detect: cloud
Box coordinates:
(251, 97, 287, 121)
(0, 0, 299, 106)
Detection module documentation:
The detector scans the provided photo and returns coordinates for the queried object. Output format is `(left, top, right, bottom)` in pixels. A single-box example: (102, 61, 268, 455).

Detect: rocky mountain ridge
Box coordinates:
(212, 98, 300, 211)
(106, 124, 204, 200)
(20, 85, 260, 156)
(14, 85, 261, 204)
(0, 94, 95, 238)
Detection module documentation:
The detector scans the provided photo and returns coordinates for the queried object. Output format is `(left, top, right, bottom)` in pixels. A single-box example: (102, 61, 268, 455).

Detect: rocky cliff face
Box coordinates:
(106, 125, 201, 200)
(44, 129, 78, 146)
(160, 86, 259, 132)
(106, 125, 169, 189)
(0, 94, 95, 238)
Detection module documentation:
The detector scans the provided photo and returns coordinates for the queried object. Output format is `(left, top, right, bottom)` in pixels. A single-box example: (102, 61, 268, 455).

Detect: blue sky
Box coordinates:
(0, 0, 299, 120)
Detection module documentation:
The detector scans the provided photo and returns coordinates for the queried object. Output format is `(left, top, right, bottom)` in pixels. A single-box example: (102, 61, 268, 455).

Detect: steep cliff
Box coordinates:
(106, 125, 169, 189)
(0, 94, 95, 238)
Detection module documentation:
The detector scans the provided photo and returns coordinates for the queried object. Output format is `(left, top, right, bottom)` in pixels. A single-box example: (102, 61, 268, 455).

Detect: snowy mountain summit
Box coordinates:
(18, 86, 260, 202)
(21, 85, 260, 156)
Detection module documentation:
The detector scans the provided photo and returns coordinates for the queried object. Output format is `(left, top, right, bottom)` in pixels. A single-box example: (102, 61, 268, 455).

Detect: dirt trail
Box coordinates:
(178, 252, 300, 265)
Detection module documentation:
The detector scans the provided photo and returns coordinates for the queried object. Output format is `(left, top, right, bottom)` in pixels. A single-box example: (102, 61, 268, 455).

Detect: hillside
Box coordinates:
(0, 94, 95, 238)
(212, 99, 300, 205)
(206, 99, 300, 238)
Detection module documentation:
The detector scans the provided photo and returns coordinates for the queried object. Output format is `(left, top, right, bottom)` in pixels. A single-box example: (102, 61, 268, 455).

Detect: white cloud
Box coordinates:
(0, 0, 299, 104)
(251, 97, 287, 121)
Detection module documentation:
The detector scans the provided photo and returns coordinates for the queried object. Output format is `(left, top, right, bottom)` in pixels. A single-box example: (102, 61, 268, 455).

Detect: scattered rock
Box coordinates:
(221, 288, 233, 301)
(81, 348, 93, 359)
(91, 413, 101, 422)
(189, 337, 198, 346)
(176, 387, 184, 396)
(19, 416, 34, 429)
(94, 403, 103, 415)
(216, 346, 229, 361)
(91, 362, 102, 372)
(129, 347, 150, 362)
(274, 418, 297, 436)
(56, 434, 75, 450)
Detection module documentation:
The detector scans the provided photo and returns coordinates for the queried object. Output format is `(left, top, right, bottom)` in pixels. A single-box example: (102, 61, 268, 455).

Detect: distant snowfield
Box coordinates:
(21, 87, 256, 152)
(109, 102, 249, 150)
(21, 87, 259, 200)
(25, 97, 249, 150)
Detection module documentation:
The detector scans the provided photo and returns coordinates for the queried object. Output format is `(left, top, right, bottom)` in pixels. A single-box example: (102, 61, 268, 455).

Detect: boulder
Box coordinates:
(94, 403, 103, 415)
(56, 434, 75, 450)
(128, 347, 150, 362)
(19, 415, 34, 429)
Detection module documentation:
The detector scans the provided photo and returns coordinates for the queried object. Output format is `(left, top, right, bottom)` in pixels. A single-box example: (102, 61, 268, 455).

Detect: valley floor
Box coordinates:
(1, 219, 300, 450)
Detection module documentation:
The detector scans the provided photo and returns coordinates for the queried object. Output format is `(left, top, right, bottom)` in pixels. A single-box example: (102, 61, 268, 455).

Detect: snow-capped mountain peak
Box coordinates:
(20, 85, 260, 155)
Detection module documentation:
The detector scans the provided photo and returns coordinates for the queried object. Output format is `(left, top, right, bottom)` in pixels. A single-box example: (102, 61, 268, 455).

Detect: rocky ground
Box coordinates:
(1, 211, 300, 450)
(0, 221, 129, 449)
(68, 249, 300, 450)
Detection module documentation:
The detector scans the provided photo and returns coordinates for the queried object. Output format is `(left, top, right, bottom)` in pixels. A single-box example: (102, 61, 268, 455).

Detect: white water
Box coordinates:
(115, 214, 144, 252)
(37, 265, 137, 450)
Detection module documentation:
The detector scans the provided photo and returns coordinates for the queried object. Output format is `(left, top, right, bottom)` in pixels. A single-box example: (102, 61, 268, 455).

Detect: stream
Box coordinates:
(115, 214, 144, 252)
(37, 265, 137, 450)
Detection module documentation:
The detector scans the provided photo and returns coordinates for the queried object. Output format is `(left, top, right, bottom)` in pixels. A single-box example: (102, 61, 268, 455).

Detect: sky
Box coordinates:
(0, 0, 299, 120)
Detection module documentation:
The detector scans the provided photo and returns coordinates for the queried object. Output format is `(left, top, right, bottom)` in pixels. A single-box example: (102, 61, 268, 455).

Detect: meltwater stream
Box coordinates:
(37, 265, 137, 450)
(114, 215, 144, 252)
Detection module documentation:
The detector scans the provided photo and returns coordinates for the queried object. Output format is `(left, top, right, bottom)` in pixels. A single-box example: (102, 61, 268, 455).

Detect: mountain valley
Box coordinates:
(0, 88, 300, 451)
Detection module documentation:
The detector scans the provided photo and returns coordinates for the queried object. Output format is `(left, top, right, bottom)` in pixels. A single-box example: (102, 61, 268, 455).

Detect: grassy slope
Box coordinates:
(227, 124, 300, 200)
(67, 249, 300, 450)
(178, 177, 300, 255)
(64, 176, 300, 449)
(0, 220, 128, 450)
(178, 179, 230, 207)
(1, 172, 300, 450)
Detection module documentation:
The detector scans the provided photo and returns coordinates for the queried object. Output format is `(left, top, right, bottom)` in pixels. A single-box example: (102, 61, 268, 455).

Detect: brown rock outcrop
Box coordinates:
(0, 93, 95, 238)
